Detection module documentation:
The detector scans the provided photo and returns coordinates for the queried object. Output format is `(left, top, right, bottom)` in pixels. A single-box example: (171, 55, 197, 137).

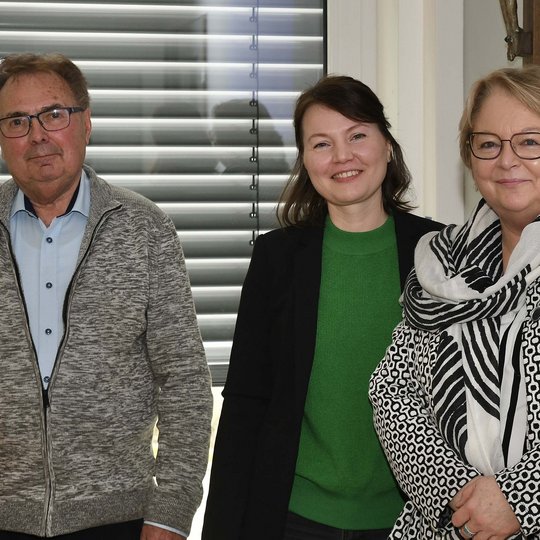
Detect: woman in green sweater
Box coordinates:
(202, 75, 444, 540)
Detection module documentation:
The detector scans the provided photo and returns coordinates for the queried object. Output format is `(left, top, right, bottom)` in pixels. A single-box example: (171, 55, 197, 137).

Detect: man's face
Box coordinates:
(0, 71, 91, 203)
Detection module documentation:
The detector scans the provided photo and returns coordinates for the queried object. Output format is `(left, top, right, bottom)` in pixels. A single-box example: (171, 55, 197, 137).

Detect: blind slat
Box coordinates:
(185, 258, 251, 286)
(191, 286, 241, 313)
(89, 118, 295, 146)
(89, 90, 299, 119)
(102, 174, 287, 201)
(180, 232, 259, 257)
(0, 32, 323, 63)
(79, 62, 324, 90)
(198, 314, 237, 341)
(82, 147, 295, 174)
(158, 202, 280, 230)
(0, 5, 323, 36)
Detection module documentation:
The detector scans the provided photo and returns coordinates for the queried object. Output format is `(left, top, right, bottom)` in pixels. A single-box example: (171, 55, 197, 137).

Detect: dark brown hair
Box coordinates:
(0, 52, 90, 109)
(278, 75, 413, 227)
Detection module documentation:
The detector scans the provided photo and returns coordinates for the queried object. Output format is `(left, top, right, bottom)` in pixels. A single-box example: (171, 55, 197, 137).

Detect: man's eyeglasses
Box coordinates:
(468, 131, 540, 160)
(0, 106, 85, 138)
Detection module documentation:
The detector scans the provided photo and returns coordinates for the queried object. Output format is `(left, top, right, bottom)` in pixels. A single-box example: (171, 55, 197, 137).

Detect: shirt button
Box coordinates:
(43, 376, 50, 384)
(46, 237, 53, 244)
(45, 328, 52, 335)
(46, 282, 53, 289)
(532, 307, 540, 320)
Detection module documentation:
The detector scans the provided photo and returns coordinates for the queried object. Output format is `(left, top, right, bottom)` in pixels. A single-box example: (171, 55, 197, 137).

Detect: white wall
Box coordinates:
(327, 0, 525, 226)
(462, 0, 523, 216)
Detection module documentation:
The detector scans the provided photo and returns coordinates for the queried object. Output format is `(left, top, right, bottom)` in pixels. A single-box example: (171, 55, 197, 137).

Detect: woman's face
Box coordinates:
(471, 88, 540, 231)
(302, 104, 391, 226)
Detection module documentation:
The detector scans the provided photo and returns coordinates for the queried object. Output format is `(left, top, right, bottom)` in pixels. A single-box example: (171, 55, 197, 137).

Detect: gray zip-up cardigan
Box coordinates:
(0, 165, 212, 537)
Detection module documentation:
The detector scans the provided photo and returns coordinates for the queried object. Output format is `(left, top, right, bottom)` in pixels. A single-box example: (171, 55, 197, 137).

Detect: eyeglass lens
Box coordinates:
(0, 108, 73, 138)
(470, 132, 540, 160)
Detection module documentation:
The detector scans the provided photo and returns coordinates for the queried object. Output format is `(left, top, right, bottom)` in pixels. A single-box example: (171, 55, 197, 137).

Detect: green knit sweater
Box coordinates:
(288, 215, 405, 530)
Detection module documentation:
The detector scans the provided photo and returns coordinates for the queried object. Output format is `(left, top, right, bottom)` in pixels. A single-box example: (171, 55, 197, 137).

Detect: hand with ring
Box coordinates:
(450, 477, 520, 539)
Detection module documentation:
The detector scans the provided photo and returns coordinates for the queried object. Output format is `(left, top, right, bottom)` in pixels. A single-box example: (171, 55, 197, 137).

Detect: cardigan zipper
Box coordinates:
(43, 204, 121, 535)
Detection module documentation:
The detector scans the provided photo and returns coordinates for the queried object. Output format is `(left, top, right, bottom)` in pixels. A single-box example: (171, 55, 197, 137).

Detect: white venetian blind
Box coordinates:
(0, 0, 326, 384)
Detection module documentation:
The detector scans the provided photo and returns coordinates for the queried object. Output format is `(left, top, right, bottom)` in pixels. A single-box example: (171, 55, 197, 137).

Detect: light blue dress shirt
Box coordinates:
(10, 171, 90, 389)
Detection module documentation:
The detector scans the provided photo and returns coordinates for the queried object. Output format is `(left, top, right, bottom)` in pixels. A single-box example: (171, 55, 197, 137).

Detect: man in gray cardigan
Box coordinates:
(0, 53, 212, 539)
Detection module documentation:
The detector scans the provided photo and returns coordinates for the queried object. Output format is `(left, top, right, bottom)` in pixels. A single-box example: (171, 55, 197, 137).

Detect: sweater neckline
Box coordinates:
(323, 215, 396, 255)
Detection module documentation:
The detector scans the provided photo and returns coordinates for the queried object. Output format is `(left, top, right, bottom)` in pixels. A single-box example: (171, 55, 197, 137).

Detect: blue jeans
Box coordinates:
(283, 512, 391, 540)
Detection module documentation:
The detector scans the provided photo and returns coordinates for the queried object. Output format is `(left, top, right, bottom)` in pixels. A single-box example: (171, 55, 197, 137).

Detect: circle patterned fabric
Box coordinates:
(369, 282, 540, 539)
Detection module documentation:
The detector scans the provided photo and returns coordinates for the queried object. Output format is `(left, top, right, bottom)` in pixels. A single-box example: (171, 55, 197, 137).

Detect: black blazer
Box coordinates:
(202, 211, 444, 540)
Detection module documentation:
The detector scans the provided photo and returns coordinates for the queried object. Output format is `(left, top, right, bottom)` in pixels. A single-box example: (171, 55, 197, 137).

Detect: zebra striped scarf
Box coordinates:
(403, 199, 540, 473)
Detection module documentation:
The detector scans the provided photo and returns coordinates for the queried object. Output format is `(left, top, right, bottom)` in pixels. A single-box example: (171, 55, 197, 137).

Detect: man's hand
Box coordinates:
(450, 476, 520, 539)
(140, 524, 186, 540)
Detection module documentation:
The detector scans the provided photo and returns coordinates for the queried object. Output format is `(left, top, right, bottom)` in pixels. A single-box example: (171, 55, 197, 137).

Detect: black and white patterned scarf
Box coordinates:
(403, 199, 540, 473)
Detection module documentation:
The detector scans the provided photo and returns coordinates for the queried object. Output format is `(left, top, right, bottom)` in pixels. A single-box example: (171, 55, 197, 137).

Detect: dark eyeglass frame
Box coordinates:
(467, 131, 540, 160)
(0, 106, 85, 138)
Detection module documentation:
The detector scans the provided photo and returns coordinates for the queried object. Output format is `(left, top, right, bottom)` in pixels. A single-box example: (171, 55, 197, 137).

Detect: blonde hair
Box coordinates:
(459, 65, 540, 168)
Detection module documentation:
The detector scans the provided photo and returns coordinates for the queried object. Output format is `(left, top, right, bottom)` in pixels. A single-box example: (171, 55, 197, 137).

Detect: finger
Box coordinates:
(461, 523, 476, 539)
(452, 507, 471, 529)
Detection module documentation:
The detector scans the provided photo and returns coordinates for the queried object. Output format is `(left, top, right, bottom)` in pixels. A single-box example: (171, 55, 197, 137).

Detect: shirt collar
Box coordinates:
(10, 169, 91, 220)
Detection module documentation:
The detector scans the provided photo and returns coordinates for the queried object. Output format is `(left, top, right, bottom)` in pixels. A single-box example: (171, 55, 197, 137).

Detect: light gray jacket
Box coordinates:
(0, 165, 212, 536)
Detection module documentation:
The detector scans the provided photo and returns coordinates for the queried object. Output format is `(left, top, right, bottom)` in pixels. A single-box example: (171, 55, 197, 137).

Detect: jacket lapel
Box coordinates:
(292, 227, 324, 411)
(394, 210, 443, 290)
(394, 210, 418, 290)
